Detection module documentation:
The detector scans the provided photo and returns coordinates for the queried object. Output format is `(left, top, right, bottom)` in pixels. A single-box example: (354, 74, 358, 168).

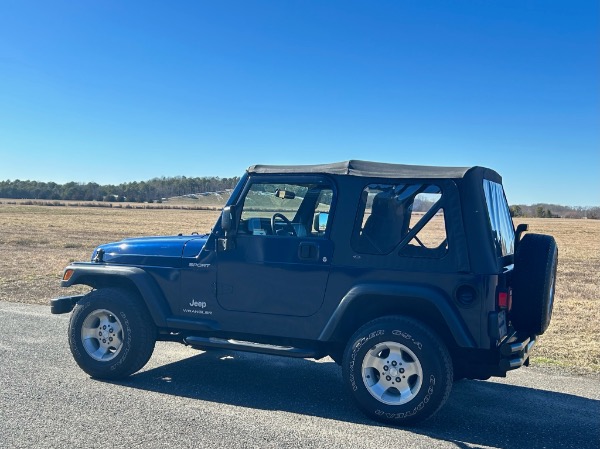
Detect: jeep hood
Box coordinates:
(92, 235, 209, 266)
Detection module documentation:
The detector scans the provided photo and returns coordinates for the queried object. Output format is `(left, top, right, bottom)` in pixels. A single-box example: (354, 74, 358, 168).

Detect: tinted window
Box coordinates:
(483, 179, 515, 257)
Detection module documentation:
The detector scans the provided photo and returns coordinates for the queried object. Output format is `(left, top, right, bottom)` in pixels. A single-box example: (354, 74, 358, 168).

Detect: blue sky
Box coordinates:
(0, 1, 598, 206)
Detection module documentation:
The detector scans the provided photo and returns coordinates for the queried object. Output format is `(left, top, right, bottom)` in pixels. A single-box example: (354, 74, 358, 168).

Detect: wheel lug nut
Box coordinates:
(103, 325, 107, 330)
(400, 368, 405, 374)
(392, 361, 397, 367)
(102, 339, 106, 343)
(383, 366, 389, 371)
(386, 376, 391, 381)
(99, 331, 102, 336)
(396, 377, 401, 382)
(109, 337, 113, 342)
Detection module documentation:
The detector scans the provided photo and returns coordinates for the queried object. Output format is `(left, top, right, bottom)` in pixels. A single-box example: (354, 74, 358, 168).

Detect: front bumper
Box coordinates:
(50, 295, 84, 314)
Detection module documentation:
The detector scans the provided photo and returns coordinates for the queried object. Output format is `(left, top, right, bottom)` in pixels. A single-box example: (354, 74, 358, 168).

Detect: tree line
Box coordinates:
(510, 204, 600, 219)
(1, 178, 598, 218)
(0, 176, 240, 203)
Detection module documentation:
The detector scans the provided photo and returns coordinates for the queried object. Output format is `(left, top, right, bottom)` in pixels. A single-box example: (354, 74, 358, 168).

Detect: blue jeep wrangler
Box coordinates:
(51, 161, 557, 425)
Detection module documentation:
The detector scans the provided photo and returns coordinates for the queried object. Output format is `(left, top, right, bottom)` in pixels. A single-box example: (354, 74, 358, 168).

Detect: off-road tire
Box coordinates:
(512, 233, 558, 335)
(342, 316, 453, 425)
(69, 288, 157, 379)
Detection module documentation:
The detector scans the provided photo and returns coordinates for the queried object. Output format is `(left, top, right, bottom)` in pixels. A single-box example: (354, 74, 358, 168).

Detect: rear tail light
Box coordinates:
(498, 288, 512, 310)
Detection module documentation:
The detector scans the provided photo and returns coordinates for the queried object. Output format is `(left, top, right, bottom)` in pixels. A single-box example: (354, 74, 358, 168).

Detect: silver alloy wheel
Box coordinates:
(361, 341, 423, 405)
(81, 309, 124, 362)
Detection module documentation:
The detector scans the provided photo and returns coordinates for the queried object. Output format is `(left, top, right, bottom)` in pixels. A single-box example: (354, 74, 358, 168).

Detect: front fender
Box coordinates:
(318, 283, 476, 348)
(61, 263, 171, 327)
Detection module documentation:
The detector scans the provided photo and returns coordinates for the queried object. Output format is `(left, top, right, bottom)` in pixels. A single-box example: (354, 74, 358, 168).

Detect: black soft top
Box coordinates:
(248, 160, 498, 180)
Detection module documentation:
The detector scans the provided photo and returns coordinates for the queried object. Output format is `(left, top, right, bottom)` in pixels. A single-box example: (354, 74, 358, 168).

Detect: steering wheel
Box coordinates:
(271, 213, 297, 236)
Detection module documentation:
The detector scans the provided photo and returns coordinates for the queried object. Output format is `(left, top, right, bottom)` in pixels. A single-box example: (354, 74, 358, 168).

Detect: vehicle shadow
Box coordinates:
(111, 350, 599, 449)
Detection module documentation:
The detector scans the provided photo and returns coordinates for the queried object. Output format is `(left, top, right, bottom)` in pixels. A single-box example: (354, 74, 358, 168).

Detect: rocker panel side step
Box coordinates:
(184, 336, 319, 358)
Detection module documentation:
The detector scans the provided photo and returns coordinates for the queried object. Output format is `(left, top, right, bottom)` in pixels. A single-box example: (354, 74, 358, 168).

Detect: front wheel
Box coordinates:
(342, 316, 453, 425)
(68, 288, 156, 379)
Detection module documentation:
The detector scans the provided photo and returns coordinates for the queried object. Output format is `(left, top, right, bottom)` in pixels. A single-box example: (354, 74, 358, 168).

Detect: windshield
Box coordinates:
(483, 179, 515, 257)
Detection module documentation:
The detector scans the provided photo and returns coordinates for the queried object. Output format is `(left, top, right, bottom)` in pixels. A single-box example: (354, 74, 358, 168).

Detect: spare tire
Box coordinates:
(511, 233, 558, 335)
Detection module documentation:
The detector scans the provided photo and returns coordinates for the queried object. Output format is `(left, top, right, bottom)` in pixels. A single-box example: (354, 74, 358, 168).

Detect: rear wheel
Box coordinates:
(512, 233, 558, 335)
(342, 316, 453, 425)
(69, 288, 156, 379)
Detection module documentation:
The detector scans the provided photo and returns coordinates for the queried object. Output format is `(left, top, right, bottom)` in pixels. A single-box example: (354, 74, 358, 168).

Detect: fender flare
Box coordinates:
(318, 283, 476, 348)
(61, 263, 171, 327)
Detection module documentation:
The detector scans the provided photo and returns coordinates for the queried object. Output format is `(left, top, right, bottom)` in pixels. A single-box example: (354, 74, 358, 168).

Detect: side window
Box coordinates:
(352, 185, 406, 254)
(239, 181, 333, 237)
(400, 191, 448, 258)
(352, 183, 448, 257)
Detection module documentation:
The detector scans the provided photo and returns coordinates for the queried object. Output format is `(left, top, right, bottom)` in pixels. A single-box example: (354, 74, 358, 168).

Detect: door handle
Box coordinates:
(298, 242, 319, 260)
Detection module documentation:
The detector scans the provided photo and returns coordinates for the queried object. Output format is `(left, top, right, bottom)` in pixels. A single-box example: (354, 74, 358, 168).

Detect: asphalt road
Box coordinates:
(1, 301, 598, 449)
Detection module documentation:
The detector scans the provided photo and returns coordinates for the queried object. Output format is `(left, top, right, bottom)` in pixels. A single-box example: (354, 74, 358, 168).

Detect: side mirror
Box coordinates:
(218, 205, 237, 251)
(313, 212, 329, 232)
(221, 205, 236, 232)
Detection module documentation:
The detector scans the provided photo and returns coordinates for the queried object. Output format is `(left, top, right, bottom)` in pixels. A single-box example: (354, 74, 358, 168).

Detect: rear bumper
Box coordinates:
(50, 295, 84, 314)
(499, 332, 536, 372)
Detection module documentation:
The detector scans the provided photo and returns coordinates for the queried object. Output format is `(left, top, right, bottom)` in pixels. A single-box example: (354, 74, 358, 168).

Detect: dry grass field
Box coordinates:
(513, 218, 600, 375)
(0, 203, 220, 304)
(0, 203, 598, 375)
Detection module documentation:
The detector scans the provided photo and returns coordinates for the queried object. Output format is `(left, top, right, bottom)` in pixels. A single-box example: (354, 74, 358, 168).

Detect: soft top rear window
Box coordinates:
(483, 179, 515, 257)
